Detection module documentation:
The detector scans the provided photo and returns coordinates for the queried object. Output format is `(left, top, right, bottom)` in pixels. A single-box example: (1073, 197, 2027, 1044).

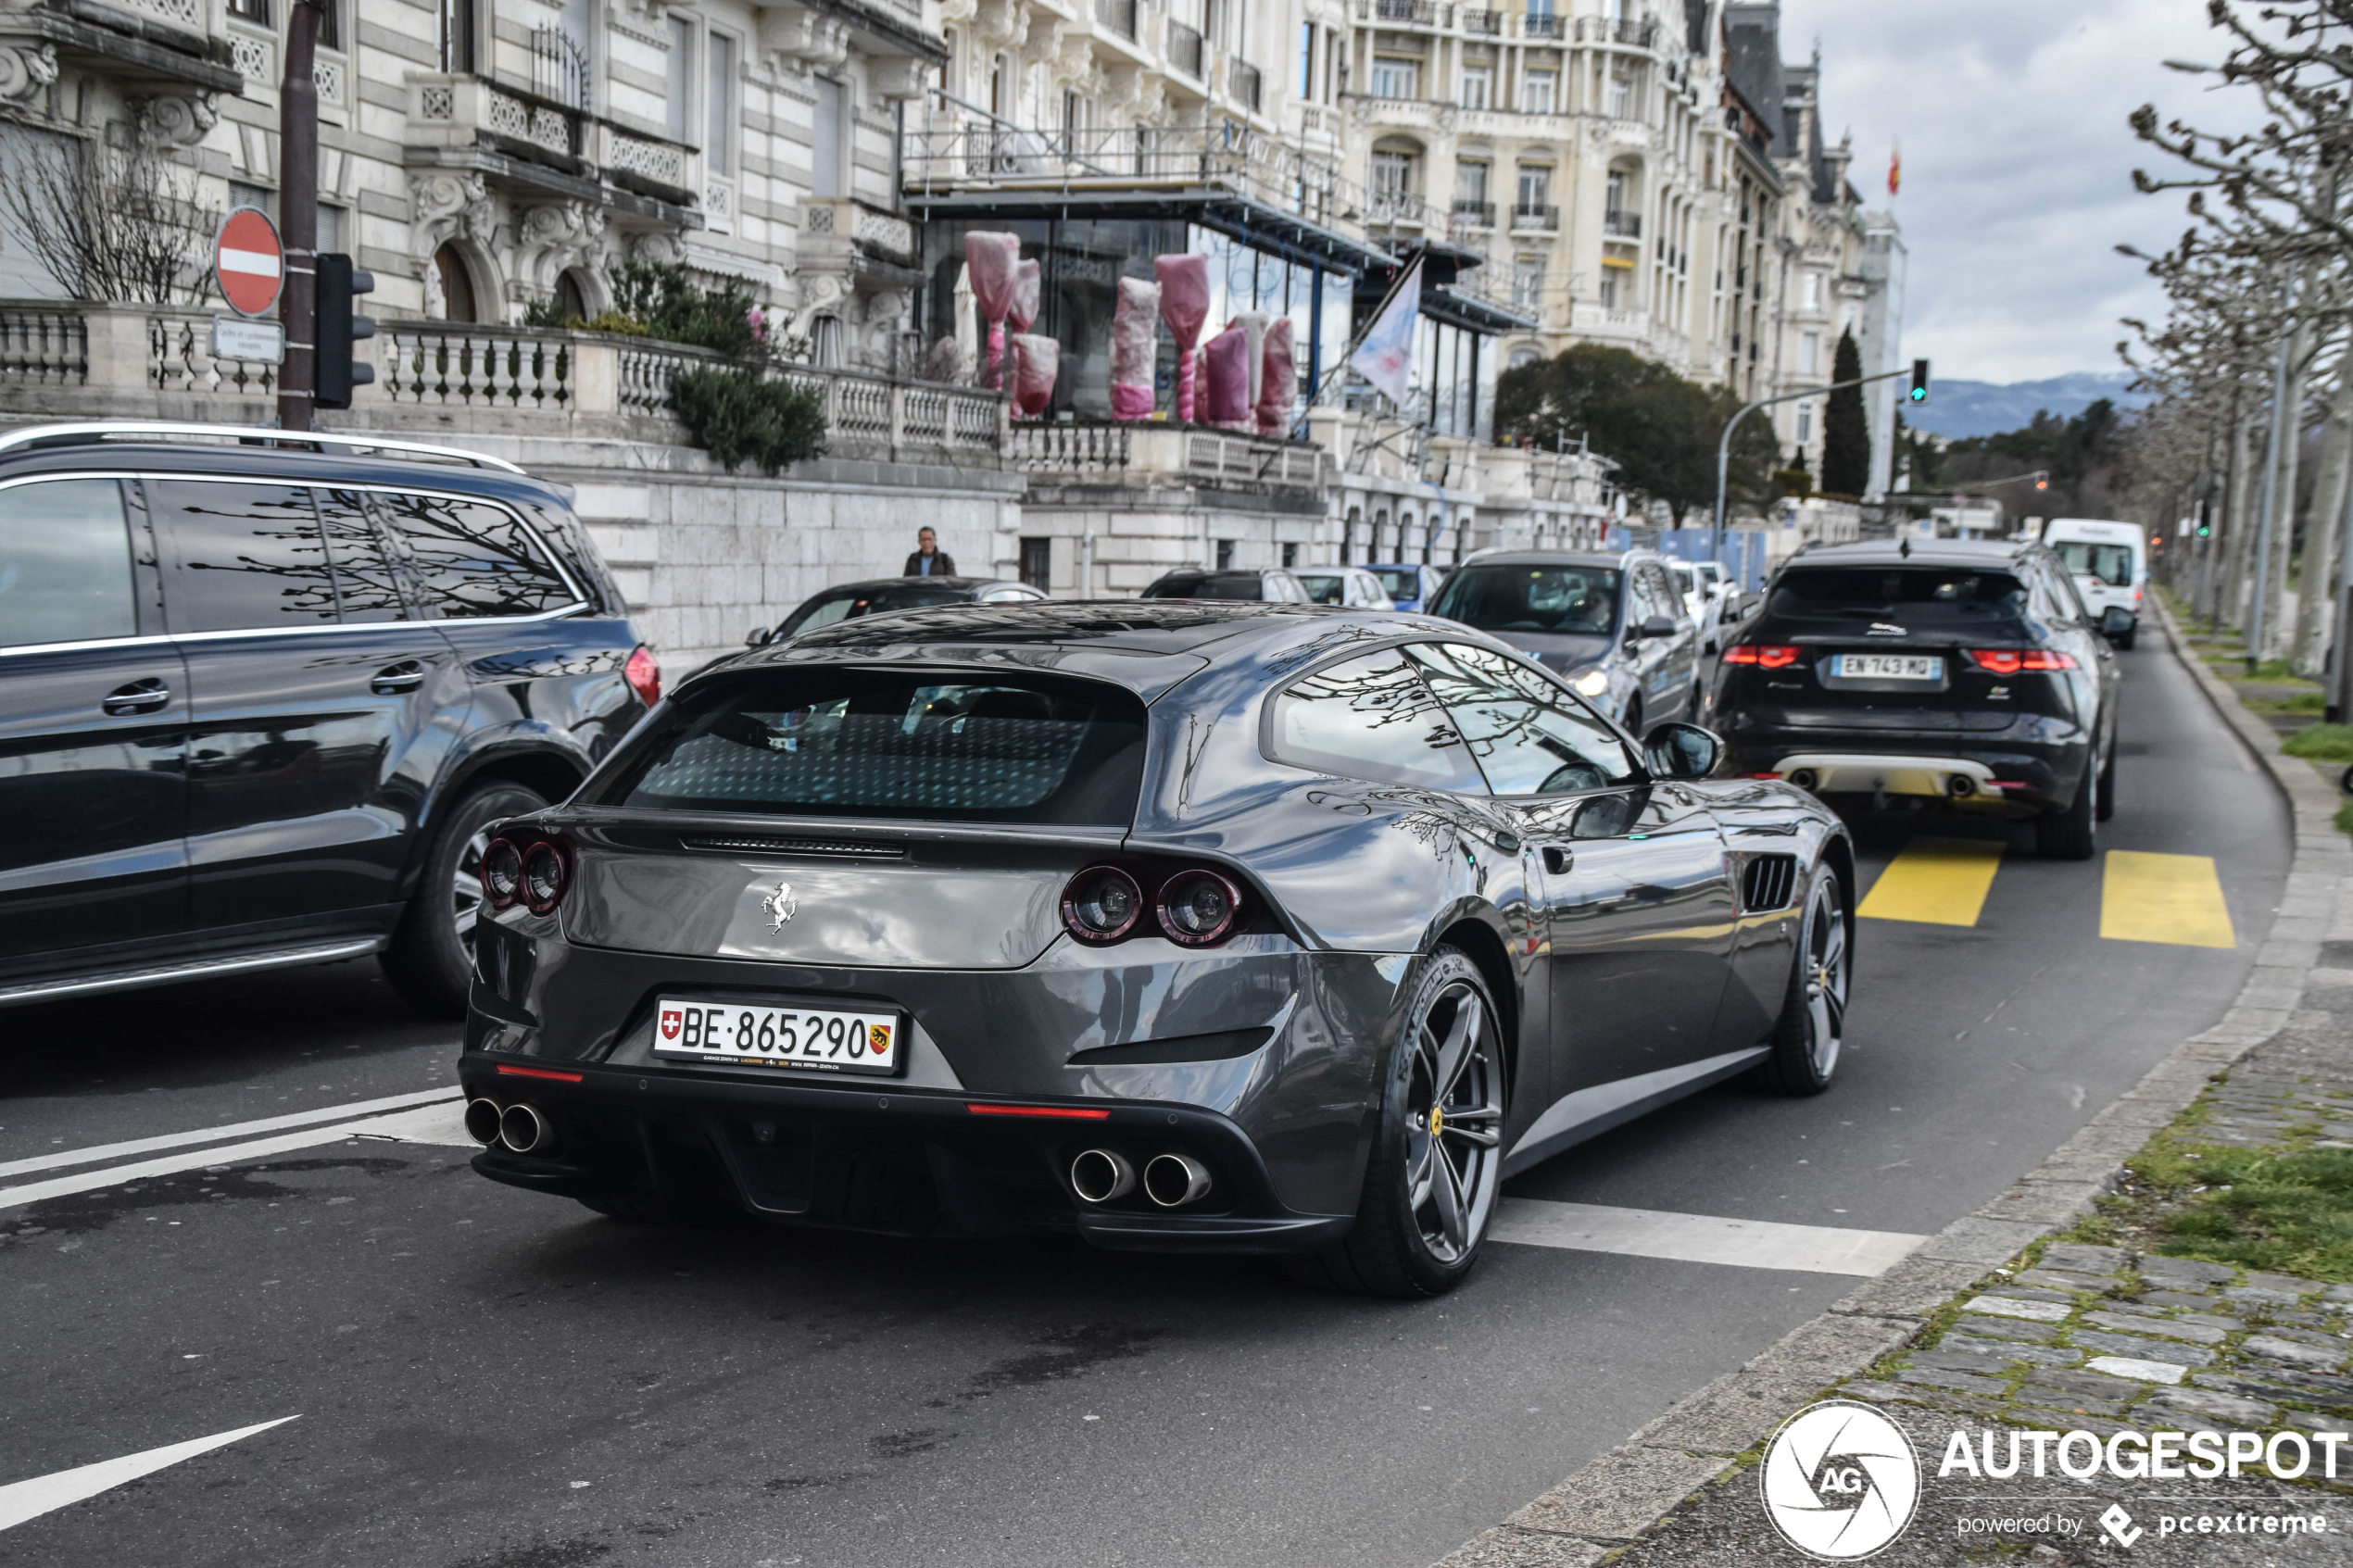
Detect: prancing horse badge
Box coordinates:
(761, 879, 798, 931)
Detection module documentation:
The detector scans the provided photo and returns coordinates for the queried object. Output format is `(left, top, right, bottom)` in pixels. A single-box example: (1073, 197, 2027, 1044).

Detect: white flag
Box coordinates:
(1349, 259, 1423, 406)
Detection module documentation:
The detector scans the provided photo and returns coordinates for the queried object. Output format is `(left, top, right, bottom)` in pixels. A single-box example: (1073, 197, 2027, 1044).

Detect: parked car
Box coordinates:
(2042, 518, 2147, 650)
(0, 420, 656, 1015)
(1667, 559, 1731, 654)
(1139, 567, 1314, 601)
(1710, 538, 2121, 859)
(459, 600, 1855, 1297)
(1425, 550, 1704, 730)
(1365, 563, 1448, 613)
(751, 577, 1047, 646)
(1293, 566, 1396, 608)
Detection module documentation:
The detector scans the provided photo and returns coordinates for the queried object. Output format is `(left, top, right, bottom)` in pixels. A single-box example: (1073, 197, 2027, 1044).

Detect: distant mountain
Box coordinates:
(1903, 372, 2151, 441)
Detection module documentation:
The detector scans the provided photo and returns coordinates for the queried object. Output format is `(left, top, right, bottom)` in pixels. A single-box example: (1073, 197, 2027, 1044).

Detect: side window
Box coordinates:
(316, 489, 409, 622)
(1623, 564, 1662, 625)
(155, 481, 338, 632)
(0, 479, 135, 648)
(1265, 647, 1487, 792)
(1642, 563, 1682, 621)
(1408, 642, 1642, 796)
(372, 492, 575, 619)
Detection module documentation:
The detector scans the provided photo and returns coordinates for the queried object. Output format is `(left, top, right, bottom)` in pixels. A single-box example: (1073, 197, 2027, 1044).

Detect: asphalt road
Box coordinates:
(0, 621, 2292, 1568)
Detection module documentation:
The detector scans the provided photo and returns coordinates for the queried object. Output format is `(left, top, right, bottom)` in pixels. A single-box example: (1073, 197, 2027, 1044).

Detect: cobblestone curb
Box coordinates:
(1430, 598, 2353, 1568)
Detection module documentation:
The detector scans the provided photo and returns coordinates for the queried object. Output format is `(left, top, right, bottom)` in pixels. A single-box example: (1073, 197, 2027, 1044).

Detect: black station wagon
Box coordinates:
(0, 420, 655, 1015)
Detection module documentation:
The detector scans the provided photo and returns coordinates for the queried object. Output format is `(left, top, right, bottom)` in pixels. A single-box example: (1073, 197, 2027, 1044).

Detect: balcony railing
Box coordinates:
(1522, 10, 1563, 38)
(1450, 198, 1496, 227)
(905, 94, 1373, 242)
(1578, 15, 1659, 45)
(1364, 0, 1445, 22)
(1511, 202, 1558, 231)
(1013, 419, 1324, 494)
(1368, 189, 1427, 227)
(1228, 58, 1262, 110)
(1167, 19, 1203, 78)
(1093, 0, 1137, 42)
(1603, 209, 1641, 238)
(528, 26, 589, 110)
(1461, 6, 1501, 30)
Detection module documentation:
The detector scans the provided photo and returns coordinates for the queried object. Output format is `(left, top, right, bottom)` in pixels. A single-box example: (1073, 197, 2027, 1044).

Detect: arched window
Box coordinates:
(433, 244, 476, 323)
(552, 269, 588, 325)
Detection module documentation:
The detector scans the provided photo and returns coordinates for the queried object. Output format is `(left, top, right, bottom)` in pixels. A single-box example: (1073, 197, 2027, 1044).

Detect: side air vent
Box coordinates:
(1741, 854, 1799, 912)
(680, 835, 909, 859)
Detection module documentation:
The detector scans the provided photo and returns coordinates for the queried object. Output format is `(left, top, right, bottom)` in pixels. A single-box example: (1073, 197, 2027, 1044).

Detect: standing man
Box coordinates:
(903, 528, 957, 577)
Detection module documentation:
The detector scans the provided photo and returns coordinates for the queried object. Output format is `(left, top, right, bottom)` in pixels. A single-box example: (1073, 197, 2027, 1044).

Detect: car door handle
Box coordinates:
(371, 660, 426, 695)
(101, 678, 170, 716)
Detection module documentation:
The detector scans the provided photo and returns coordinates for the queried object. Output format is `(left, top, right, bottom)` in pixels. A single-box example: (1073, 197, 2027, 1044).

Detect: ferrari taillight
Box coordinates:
(521, 839, 573, 915)
(624, 644, 661, 707)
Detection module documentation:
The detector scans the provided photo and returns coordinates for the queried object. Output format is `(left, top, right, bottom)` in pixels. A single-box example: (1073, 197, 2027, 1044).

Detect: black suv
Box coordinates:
(0, 421, 655, 1013)
(1711, 538, 2121, 859)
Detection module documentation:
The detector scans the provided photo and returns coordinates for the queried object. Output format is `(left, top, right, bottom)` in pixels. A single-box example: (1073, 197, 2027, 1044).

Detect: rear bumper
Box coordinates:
(1723, 732, 2086, 813)
(458, 1055, 1355, 1253)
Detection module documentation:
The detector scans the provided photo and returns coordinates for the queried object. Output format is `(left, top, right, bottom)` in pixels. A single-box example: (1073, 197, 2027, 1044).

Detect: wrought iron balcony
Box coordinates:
(1167, 19, 1203, 78)
(1511, 202, 1559, 231)
(1522, 11, 1564, 38)
(1093, 0, 1138, 43)
(1460, 6, 1502, 31)
(1450, 198, 1496, 227)
(1603, 209, 1641, 239)
(1228, 58, 1262, 110)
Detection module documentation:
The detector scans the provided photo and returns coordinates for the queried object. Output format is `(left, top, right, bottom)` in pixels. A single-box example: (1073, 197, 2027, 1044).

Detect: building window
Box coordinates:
(1597, 271, 1618, 308)
(1796, 403, 1814, 444)
(1608, 74, 1631, 119)
(317, 0, 341, 49)
(1801, 332, 1819, 373)
(1372, 150, 1415, 202)
(813, 77, 847, 198)
(1516, 165, 1549, 209)
(664, 17, 693, 143)
(433, 245, 477, 322)
(228, 179, 273, 219)
(1370, 57, 1418, 99)
(1522, 69, 1555, 115)
(1460, 66, 1491, 108)
(707, 31, 736, 172)
(1282, 542, 1298, 568)
(227, 0, 269, 22)
(1020, 536, 1051, 590)
(1457, 159, 1489, 209)
(988, 51, 1012, 117)
(1301, 21, 1314, 99)
(317, 203, 346, 256)
(437, 0, 474, 73)
(1341, 506, 1360, 564)
(1803, 272, 1820, 310)
(1512, 256, 1542, 309)
(1215, 539, 1236, 570)
(1507, 345, 1538, 369)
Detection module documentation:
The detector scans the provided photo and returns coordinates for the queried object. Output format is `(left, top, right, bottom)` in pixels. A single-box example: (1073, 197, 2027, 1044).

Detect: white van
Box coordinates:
(2043, 517, 2147, 649)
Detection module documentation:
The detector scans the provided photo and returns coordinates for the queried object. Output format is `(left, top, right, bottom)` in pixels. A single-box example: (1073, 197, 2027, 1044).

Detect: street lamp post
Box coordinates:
(1711, 366, 1913, 565)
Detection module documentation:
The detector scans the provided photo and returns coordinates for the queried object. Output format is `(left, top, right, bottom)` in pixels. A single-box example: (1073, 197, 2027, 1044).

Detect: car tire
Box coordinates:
(1290, 946, 1507, 1298)
(381, 780, 549, 1017)
(1765, 866, 1849, 1096)
(2095, 739, 2118, 823)
(2034, 754, 2098, 861)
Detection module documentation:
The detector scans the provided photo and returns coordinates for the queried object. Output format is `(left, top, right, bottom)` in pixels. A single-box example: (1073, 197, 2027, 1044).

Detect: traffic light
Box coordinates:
(316, 253, 374, 411)
(1908, 359, 1931, 405)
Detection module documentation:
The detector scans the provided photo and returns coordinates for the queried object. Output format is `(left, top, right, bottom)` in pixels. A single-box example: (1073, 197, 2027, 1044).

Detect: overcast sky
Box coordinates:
(1785, 0, 2246, 385)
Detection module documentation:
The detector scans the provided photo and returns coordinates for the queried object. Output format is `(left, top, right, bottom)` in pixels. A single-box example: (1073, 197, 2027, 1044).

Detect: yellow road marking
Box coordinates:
(1857, 836, 2005, 926)
(2101, 851, 2236, 948)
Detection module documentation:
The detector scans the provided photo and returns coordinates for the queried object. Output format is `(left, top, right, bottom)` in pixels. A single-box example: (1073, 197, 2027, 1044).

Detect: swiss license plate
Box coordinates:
(1836, 653, 1943, 681)
(653, 998, 902, 1076)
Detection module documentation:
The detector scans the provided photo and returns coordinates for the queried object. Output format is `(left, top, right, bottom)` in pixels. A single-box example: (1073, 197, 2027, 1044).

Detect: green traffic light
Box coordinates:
(1908, 387, 1926, 402)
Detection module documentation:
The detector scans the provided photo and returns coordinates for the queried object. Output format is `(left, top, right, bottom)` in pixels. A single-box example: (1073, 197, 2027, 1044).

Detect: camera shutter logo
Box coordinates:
(1758, 1399, 1920, 1560)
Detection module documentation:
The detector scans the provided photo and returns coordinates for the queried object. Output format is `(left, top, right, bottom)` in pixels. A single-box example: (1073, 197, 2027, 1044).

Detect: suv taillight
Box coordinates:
(1722, 644, 1801, 669)
(625, 645, 661, 707)
(1965, 649, 2078, 675)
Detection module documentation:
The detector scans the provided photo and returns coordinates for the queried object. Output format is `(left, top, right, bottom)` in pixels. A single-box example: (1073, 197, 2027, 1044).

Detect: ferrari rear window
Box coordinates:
(598, 669, 1148, 825)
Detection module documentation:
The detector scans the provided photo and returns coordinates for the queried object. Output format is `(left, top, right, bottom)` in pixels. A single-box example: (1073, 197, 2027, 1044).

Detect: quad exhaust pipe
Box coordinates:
(1069, 1148, 1213, 1208)
(466, 1097, 556, 1156)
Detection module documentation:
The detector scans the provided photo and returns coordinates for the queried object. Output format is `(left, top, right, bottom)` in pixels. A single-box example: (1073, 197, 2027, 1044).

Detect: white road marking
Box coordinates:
(0, 1087, 460, 1180)
(0, 1416, 298, 1533)
(1490, 1198, 1925, 1276)
(347, 1099, 477, 1148)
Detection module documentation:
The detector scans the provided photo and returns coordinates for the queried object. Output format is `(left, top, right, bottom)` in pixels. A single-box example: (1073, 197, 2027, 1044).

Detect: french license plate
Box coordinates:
(1836, 654, 1943, 681)
(653, 998, 902, 1076)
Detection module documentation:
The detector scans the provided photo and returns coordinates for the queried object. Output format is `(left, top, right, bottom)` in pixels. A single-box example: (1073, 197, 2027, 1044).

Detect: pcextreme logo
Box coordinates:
(1759, 1400, 1922, 1561)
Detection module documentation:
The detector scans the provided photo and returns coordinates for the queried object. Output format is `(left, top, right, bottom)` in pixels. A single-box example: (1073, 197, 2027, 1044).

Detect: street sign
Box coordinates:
(211, 315, 284, 365)
(215, 208, 283, 319)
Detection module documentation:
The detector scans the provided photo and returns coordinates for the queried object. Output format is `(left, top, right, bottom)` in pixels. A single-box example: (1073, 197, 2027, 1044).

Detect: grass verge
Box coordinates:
(2284, 723, 2353, 762)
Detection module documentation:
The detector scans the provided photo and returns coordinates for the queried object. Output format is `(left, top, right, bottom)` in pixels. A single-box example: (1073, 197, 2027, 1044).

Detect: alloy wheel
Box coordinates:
(1803, 878, 1849, 1079)
(1403, 980, 1504, 1264)
(452, 824, 493, 940)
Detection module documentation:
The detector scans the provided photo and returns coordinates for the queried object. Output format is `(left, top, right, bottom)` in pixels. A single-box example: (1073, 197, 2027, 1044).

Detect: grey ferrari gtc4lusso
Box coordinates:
(459, 602, 1856, 1297)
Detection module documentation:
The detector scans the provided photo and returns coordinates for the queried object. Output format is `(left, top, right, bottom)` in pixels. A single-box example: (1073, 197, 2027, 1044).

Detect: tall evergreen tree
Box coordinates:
(1820, 329, 1870, 497)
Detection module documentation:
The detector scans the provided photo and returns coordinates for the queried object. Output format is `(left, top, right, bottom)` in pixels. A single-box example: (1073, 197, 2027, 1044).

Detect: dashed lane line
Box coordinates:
(0, 1417, 298, 1534)
(1856, 835, 2005, 927)
(1491, 1198, 1926, 1276)
(0, 1086, 460, 1181)
(2101, 849, 2238, 948)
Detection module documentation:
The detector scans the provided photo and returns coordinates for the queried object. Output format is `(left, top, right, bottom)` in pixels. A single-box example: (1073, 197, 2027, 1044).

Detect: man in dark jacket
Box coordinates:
(903, 528, 956, 577)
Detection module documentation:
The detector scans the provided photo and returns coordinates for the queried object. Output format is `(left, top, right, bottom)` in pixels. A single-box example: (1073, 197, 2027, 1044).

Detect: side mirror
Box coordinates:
(746, 625, 774, 647)
(2099, 606, 2133, 638)
(1642, 721, 1722, 780)
(1635, 614, 1678, 640)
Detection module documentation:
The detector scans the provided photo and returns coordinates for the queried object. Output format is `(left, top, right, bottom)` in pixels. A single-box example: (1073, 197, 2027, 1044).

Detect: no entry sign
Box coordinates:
(215, 208, 283, 318)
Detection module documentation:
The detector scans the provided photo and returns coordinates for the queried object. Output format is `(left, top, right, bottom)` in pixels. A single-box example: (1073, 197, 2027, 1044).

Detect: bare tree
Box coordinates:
(0, 132, 218, 305)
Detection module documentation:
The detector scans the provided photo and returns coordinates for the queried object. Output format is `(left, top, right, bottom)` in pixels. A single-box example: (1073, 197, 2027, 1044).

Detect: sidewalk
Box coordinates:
(1432, 600, 2353, 1566)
